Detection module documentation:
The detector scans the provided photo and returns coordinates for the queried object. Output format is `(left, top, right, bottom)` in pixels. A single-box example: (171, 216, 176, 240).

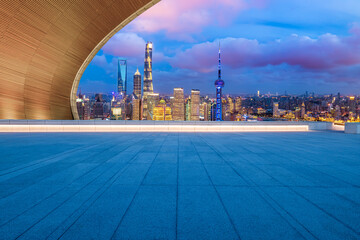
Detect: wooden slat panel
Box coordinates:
(0, 0, 157, 119)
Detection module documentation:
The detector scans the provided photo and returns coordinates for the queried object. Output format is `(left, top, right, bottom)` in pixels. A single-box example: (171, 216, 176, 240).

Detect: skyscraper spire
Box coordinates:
(218, 42, 221, 80)
(214, 42, 225, 121)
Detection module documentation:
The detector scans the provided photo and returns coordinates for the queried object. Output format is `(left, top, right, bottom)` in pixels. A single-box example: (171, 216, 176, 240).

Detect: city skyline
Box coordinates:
(80, 0, 360, 95)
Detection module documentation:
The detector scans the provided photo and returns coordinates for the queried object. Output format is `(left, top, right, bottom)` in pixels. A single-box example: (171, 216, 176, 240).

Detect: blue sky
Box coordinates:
(79, 0, 360, 96)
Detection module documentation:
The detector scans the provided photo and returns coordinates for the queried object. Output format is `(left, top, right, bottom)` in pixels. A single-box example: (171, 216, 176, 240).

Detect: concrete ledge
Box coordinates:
(345, 123, 360, 134)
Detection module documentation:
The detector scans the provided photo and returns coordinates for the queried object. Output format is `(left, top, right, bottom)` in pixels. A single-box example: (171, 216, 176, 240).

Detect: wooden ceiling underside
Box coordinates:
(0, 0, 157, 119)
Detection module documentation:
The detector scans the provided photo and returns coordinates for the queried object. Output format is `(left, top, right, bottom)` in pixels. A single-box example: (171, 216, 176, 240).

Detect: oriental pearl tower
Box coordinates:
(215, 43, 225, 121)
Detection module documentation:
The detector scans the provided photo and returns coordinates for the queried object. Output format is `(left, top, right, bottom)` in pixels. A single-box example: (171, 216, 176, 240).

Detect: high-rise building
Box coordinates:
(142, 42, 154, 119)
(235, 97, 242, 113)
(132, 96, 142, 120)
(228, 97, 235, 114)
(93, 94, 104, 119)
(146, 93, 159, 120)
(185, 98, 191, 121)
(301, 102, 306, 118)
(133, 68, 141, 98)
(215, 44, 225, 121)
(349, 96, 356, 113)
(118, 58, 127, 96)
(273, 102, 279, 117)
(153, 99, 172, 121)
(190, 89, 200, 121)
(173, 88, 185, 121)
(200, 102, 208, 121)
(143, 42, 153, 96)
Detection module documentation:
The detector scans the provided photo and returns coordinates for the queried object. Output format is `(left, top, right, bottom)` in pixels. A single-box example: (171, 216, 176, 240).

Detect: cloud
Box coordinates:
(169, 26, 360, 76)
(102, 32, 146, 58)
(128, 0, 268, 41)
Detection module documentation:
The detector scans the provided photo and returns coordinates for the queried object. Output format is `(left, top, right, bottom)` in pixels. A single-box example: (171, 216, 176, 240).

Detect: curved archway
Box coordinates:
(0, 0, 159, 120)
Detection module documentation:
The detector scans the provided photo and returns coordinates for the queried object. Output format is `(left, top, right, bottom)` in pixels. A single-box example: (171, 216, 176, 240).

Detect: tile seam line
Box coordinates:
(6, 134, 149, 238)
(53, 133, 155, 240)
(0, 134, 134, 176)
(197, 133, 316, 240)
(109, 133, 169, 240)
(190, 134, 242, 240)
(0, 135, 142, 201)
(175, 132, 179, 240)
(0, 135, 146, 229)
(0, 140, 109, 178)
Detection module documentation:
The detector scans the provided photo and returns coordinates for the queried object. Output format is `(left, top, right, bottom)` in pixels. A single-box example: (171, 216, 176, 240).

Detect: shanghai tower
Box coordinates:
(215, 43, 224, 121)
(143, 42, 153, 96)
(117, 58, 127, 96)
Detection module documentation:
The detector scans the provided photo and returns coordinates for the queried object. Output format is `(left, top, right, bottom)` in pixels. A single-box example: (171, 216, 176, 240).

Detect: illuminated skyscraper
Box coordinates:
(146, 93, 159, 120)
(118, 58, 127, 96)
(190, 89, 200, 121)
(301, 102, 306, 119)
(200, 102, 209, 121)
(185, 98, 191, 121)
(273, 102, 279, 117)
(143, 42, 154, 119)
(132, 97, 141, 120)
(215, 44, 225, 121)
(143, 42, 153, 96)
(133, 68, 142, 98)
(173, 88, 185, 121)
(235, 97, 242, 113)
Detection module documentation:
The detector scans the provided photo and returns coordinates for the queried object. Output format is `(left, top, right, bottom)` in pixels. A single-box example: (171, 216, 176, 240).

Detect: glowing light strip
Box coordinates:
(0, 125, 309, 132)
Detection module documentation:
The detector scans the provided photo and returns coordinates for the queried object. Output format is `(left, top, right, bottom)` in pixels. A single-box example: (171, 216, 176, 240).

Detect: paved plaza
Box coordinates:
(0, 131, 359, 239)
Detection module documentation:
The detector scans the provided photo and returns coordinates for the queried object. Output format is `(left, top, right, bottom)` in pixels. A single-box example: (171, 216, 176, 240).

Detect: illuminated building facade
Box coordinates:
(185, 98, 191, 121)
(301, 102, 306, 119)
(190, 89, 200, 121)
(235, 97, 242, 114)
(153, 99, 172, 121)
(273, 102, 279, 117)
(143, 42, 154, 96)
(215, 45, 225, 121)
(146, 93, 160, 120)
(200, 103, 208, 121)
(173, 88, 185, 121)
(133, 68, 142, 98)
(132, 97, 142, 120)
(143, 42, 154, 119)
(92, 94, 104, 120)
(118, 58, 127, 97)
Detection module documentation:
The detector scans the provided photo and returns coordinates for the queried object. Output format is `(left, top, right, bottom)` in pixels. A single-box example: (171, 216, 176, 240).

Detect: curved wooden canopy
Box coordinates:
(0, 0, 159, 119)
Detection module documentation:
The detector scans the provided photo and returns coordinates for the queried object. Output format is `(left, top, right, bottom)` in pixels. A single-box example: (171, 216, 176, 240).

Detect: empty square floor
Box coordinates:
(0, 131, 359, 240)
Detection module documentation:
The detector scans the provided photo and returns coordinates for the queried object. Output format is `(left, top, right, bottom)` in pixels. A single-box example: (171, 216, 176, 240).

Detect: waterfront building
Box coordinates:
(215, 45, 225, 121)
(190, 89, 200, 121)
(173, 88, 185, 121)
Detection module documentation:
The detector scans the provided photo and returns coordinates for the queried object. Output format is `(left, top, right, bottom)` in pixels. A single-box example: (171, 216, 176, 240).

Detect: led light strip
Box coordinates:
(0, 125, 309, 132)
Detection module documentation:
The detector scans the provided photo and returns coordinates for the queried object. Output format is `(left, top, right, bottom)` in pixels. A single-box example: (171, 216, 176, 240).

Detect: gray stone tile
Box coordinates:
(177, 185, 239, 240)
(217, 186, 305, 240)
(113, 185, 176, 240)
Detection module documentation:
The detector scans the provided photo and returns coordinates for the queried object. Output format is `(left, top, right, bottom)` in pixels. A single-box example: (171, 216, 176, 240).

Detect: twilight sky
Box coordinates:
(79, 0, 360, 95)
